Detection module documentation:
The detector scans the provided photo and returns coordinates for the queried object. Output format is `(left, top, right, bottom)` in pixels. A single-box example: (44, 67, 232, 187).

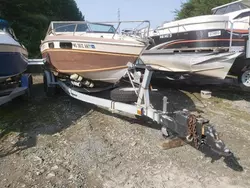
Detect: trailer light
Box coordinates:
(137, 109, 142, 115)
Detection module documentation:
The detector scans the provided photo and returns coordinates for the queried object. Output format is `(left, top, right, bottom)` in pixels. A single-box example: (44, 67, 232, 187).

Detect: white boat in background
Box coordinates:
(140, 0, 250, 80)
(40, 21, 149, 86)
(146, 0, 250, 51)
(140, 51, 243, 79)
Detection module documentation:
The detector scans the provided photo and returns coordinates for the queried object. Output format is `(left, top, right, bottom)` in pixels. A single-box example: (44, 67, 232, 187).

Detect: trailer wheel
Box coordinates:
(21, 74, 33, 101)
(24, 75, 33, 100)
(110, 87, 139, 103)
(43, 71, 56, 97)
(238, 67, 250, 92)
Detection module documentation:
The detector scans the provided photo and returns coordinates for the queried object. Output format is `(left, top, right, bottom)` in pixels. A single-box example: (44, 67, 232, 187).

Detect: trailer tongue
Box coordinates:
(161, 110, 232, 157)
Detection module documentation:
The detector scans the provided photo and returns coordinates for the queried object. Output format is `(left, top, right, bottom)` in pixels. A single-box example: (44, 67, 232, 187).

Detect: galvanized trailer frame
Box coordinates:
(43, 64, 233, 158)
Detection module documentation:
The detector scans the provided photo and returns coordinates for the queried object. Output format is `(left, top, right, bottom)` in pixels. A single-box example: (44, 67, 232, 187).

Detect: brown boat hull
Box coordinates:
(42, 49, 139, 83)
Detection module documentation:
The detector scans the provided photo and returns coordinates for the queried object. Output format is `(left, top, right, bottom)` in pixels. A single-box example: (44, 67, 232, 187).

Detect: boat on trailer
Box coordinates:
(0, 19, 28, 83)
(36, 20, 241, 163)
(40, 20, 150, 90)
(139, 0, 250, 89)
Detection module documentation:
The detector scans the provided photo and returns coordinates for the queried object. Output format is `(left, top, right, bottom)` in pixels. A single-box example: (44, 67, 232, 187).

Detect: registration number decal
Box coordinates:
(73, 43, 96, 49)
(208, 30, 221, 37)
(160, 33, 172, 38)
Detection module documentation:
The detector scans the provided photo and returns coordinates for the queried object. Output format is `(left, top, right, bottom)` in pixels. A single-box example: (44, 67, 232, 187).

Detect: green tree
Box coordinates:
(175, 0, 235, 20)
(0, 0, 84, 58)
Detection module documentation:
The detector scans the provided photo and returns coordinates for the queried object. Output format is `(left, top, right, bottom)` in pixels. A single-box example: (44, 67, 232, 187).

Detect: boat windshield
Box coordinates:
(212, 1, 250, 15)
(52, 22, 116, 33)
(88, 23, 116, 33)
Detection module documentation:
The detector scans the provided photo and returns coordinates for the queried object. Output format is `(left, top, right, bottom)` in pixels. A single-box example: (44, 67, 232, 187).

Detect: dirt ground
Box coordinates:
(0, 75, 250, 188)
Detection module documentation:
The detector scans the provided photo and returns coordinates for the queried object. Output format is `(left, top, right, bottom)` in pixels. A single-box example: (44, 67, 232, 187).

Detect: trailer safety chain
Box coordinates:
(186, 114, 199, 148)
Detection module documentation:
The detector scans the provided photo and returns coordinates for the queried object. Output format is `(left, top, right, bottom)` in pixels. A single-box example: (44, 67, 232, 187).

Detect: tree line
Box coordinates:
(175, 0, 235, 20)
(0, 0, 84, 57)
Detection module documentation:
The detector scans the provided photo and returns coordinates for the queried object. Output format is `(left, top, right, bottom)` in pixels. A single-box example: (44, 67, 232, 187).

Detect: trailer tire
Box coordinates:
(238, 67, 250, 92)
(43, 71, 56, 97)
(22, 75, 33, 100)
(110, 87, 139, 103)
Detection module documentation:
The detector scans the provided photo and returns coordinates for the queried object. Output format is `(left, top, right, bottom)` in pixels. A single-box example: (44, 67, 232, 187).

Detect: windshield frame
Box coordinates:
(212, 1, 250, 15)
(0, 25, 19, 41)
(45, 20, 151, 43)
(48, 21, 116, 34)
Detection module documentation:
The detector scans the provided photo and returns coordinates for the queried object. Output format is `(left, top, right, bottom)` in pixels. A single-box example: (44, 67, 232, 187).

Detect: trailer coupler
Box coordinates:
(160, 110, 232, 157)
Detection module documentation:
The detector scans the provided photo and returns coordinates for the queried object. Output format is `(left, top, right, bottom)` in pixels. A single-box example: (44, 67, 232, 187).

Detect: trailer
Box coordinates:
(42, 62, 235, 159)
(0, 58, 46, 106)
(0, 74, 32, 106)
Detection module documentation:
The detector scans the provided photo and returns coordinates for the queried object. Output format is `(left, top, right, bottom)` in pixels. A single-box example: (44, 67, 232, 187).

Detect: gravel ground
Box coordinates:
(0, 75, 250, 188)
